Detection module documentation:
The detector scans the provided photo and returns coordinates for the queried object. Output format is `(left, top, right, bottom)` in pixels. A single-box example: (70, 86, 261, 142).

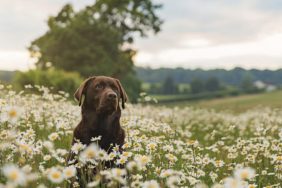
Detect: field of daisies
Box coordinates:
(0, 85, 282, 188)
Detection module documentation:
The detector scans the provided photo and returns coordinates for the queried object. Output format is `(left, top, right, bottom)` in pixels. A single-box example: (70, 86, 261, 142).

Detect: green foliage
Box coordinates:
(190, 78, 204, 94)
(205, 77, 220, 92)
(151, 89, 240, 104)
(0, 71, 15, 83)
(13, 69, 83, 95)
(136, 67, 282, 86)
(28, 0, 162, 102)
(120, 73, 141, 103)
(161, 76, 178, 94)
(240, 74, 256, 93)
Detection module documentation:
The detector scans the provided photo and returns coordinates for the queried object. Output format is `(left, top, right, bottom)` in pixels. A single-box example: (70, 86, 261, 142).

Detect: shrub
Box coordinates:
(13, 69, 83, 95)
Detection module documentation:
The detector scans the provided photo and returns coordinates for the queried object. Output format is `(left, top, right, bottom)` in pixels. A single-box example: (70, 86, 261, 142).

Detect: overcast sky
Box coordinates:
(1, 0, 282, 71)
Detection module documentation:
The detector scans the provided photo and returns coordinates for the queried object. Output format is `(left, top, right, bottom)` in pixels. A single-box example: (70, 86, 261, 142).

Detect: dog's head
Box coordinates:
(74, 76, 128, 114)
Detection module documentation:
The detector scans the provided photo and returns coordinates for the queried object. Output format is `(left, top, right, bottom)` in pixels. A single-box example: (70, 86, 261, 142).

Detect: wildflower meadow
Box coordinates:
(0, 85, 282, 188)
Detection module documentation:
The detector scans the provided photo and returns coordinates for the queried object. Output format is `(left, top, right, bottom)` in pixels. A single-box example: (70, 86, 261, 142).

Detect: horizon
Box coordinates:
(2, 65, 282, 72)
(1, 0, 282, 71)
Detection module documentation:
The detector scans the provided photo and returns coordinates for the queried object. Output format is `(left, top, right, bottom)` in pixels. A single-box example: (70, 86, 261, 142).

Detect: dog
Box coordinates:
(67, 76, 127, 186)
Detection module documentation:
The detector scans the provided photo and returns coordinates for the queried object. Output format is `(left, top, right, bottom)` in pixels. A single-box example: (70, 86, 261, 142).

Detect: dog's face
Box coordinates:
(74, 76, 127, 115)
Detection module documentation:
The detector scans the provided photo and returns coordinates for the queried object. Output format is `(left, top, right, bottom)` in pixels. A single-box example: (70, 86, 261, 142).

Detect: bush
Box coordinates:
(120, 73, 141, 103)
(13, 69, 83, 95)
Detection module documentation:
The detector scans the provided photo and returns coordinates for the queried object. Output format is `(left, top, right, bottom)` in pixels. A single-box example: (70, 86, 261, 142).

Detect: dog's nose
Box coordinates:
(107, 92, 117, 100)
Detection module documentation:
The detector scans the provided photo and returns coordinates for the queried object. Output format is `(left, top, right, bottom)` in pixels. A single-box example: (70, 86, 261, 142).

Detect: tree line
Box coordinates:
(140, 68, 278, 96)
(136, 67, 282, 86)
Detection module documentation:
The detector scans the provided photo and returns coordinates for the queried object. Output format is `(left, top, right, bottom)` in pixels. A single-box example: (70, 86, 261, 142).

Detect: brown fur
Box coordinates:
(67, 76, 127, 186)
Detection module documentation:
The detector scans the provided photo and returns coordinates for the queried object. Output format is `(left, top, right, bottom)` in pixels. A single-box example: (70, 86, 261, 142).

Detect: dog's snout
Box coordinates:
(107, 92, 117, 100)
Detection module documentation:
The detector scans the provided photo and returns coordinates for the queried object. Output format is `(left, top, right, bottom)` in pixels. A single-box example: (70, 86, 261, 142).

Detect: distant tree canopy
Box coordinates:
(205, 77, 220, 92)
(136, 67, 282, 86)
(190, 78, 204, 94)
(161, 76, 178, 94)
(241, 75, 256, 93)
(28, 0, 163, 101)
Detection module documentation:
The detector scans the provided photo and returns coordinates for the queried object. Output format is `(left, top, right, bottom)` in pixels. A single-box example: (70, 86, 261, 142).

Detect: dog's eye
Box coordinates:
(95, 84, 103, 89)
(112, 87, 119, 94)
(114, 89, 118, 93)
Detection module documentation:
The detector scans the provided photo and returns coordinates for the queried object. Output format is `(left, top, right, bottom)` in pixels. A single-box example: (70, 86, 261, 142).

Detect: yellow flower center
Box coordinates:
(141, 156, 149, 163)
(65, 170, 72, 176)
(52, 172, 61, 179)
(115, 169, 123, 176)
(9, 171, 19, 181)
(86, 150, 96, 158)
(277, 156, 282, 161)
(119, 158, 126, 164)
(187, 140, 196, 145)
(240, 171, 249, 179)
(123, 143, 130, 148)
(9, 110, 17, 118)
(215, 160, 221, 165)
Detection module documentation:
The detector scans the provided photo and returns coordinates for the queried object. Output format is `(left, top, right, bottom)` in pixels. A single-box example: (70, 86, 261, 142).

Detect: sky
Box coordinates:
(1, 0, 282, 71)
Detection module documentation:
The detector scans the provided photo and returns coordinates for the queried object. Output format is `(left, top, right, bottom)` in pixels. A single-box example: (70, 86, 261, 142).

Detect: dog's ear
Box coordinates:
(115, 79, 128, 109)
(74, 77, 95, 106)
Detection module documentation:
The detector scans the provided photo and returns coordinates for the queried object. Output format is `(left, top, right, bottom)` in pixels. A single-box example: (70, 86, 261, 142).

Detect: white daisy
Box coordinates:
(63, 166, 77, 179)
(234, 167, 256, 180)
(2, 164, 26, 186)
(47, 167, 64, 184)
(142, 180, 160, 188)
(80, 143, 100, 162)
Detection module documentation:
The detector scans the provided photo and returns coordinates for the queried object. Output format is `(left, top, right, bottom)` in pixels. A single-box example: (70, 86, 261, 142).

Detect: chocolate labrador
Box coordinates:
(67, 76, 127, 186)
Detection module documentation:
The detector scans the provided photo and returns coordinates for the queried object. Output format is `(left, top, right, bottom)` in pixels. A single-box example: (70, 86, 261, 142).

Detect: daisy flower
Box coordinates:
(63, 165, 77, 179)
(48, 132, 59, 141)
(47, 167, 64, 183)
(2, 164, 26, 186)
(71, 142, 86, 154)
(234, 167, 256, 180)
(1, 105, 23, 123)
(142, 180, 160, 188)
(80, 143, 100, 162)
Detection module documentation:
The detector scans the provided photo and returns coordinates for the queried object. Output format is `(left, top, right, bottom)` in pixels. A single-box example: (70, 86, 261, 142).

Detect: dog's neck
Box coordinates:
(81, 106, 121, 132)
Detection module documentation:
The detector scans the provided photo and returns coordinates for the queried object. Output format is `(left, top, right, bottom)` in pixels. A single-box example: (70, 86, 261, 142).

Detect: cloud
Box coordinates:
(135, 33, 282, 69)
(1, 0, 282, 70)
(0, 0, 93, 51)
(136, 0, 282, 51)
(0, 50, 32, 71)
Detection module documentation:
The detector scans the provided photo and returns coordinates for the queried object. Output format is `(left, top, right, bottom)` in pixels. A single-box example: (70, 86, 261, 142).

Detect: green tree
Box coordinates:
(149, 83, 160, 94)
(205, 77, 220, 92)
(28, 0, 162, 102)
(190, 78, 204, 94)
(161, 76, 178, 94)
(241, 75, 255, 93)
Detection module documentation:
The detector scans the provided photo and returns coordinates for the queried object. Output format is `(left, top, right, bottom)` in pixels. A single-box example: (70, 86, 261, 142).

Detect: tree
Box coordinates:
(149, 83, 161, 94)
(205, 77, 220, 92)
(241, 74, 255, 93)
(161, 76, 178, 94)
(28, 0, 163, 102)
(190, 78, 204, 94)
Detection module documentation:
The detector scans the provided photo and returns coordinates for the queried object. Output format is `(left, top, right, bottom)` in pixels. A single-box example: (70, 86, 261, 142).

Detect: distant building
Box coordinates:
(266, 85, 277, 92)
(254, 80, 277, 92)
(253, 81, 266, 89)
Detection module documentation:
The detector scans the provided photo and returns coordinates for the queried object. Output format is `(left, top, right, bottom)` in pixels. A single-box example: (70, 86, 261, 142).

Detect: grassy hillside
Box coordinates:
(163, 90, 282, 113)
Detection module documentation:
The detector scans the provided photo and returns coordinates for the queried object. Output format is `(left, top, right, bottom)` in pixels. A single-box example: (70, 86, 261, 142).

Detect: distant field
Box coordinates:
(160, 90, 282, 113)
